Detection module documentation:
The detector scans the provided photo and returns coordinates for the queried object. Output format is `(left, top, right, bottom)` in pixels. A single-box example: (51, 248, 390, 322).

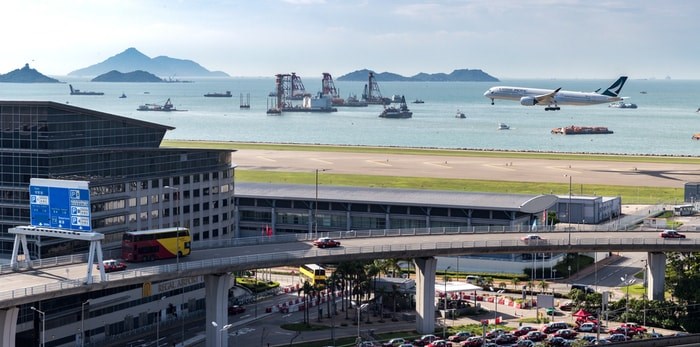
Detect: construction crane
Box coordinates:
(361, 71, 389, 105)
(321, 73, 345, 106)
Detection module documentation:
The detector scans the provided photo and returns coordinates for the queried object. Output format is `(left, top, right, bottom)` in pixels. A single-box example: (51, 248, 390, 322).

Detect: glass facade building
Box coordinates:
(0, 101, 235, 257)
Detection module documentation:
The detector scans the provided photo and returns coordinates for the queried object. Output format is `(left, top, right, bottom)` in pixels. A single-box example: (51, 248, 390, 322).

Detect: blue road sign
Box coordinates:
(30, 178, 91, 231)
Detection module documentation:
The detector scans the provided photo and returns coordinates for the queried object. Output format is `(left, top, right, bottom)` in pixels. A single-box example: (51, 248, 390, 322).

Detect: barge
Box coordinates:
(551, 125, 613, 135)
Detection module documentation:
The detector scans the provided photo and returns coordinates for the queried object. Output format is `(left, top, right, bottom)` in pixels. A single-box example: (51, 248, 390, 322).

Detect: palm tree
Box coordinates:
(300, 280, 314, 325)
(498, 282, 507, 291)
(538, 280, 549, 293)
(511, 278, 521, 290)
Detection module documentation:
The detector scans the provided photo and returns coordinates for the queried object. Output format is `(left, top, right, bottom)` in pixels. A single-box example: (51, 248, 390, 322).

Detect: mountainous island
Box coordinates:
(69, 47, 229, 78)
(0, 64, 61, 83)
(91, 70, 165, 82)
(337, 68, 499, 82)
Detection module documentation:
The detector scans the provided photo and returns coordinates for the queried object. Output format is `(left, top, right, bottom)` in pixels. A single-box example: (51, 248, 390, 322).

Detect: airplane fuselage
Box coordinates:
(484, 86, 622, 106)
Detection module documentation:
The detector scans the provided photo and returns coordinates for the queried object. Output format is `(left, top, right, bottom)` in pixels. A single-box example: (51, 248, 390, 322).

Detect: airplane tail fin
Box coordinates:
(600, 76, 628, 97)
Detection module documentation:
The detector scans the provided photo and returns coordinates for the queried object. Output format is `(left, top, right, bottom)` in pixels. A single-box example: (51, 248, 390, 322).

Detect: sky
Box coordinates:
(2, 0, 699, 80)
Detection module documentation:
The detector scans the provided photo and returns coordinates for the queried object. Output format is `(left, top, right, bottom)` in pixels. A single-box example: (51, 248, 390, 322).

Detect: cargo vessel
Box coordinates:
(137, 98, 186, 112)
(204, 91, 232, 97)
(69, 84, 104, 95)
(551, 125, 613, 135)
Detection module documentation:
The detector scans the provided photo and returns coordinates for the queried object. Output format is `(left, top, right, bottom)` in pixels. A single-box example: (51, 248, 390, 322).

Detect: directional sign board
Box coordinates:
(30, 178, 91, 231)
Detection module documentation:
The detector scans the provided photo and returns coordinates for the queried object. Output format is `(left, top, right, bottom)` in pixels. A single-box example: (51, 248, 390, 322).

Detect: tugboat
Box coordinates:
(137, 98, 186, 112)
(412, 99, 425, 104)
(119, 93, 127, 99)
(498, 122, 510, 130)
(379, 95, 412, 118)
(455, 110, 466, 118)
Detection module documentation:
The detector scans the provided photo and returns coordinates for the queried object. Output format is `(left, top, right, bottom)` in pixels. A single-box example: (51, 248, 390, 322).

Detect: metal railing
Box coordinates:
(0, 234, 696, 304)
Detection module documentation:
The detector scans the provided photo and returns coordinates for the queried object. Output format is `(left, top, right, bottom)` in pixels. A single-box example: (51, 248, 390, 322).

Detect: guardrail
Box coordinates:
(0, 235, 696, 305)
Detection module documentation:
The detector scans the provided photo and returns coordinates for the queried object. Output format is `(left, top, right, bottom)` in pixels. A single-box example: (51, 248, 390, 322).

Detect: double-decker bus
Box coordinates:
(121, 227, 191, 262)
(299, 264, 326, 287)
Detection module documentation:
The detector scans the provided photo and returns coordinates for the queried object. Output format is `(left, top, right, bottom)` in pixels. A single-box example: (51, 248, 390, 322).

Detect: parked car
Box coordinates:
(494, 333, 517, 345)
(447, 331, 472, 342)
(516, 340, 535, 347)
(312, 237, 341, 248)
(460, 336, 484, 347)
(523, 331, 547, 342)
(545, 336, 569, 347)
(98, 259, 127, 272)
(413, 334, 438, 346)
(558, 301, 575, 311)
(228, 305, 246, 314)
(552, 329, 577, 339)
(426, 340, 450, 347)
(606, 333, 629, 342)
(620, 322, 647, 333)
(660, 229, 686, 238)
(383, 338, 407, 347)
(541, 322, 568, 334)
(575, 322, 598, 333)
(485, 328, 506, 339)
(609, 326, 637, 337)
(512, 326, 536, 336)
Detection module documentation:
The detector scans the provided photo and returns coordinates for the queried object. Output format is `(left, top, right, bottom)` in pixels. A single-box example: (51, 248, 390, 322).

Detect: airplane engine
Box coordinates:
(520, 96, 537, 106)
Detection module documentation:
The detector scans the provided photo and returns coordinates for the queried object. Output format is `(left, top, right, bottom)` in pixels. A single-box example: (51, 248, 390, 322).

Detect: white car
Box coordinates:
(577, 322, 598, 332)
(520, 234, 543, 244)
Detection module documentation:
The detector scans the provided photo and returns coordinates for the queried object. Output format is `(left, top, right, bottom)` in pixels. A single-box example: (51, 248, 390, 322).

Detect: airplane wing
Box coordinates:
(534, 87, 561, 105)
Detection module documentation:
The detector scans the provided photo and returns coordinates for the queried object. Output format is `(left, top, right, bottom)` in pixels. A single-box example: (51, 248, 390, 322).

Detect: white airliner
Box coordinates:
(483, 76, 628, 111)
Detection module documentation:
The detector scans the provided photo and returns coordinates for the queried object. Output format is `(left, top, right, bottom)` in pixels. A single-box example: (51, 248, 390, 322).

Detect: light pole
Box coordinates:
(443, 265, 451, 338)
(211, 321, 233, 347)
(314, 169, 328, 238)
(165, 185, 185, 344)
(642, 259, 648, 326)
(494, 289, 505, 321)
(30, 306, 45, 347)
(81, 299, 90, 347)
(620, 274, 635, 321)
(156, 296, 165, 346)
(565, 174, 572, 244)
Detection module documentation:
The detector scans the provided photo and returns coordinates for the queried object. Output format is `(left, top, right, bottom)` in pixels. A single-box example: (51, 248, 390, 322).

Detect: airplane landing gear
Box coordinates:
(490, 99, 494, 105)
(545, 105, 560, 111)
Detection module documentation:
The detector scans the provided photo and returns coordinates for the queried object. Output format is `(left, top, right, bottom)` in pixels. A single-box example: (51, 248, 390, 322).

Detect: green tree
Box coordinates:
(511, 278, 521, 291)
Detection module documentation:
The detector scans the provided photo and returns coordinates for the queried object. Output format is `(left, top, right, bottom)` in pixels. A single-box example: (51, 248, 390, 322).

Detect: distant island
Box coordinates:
(337, 68, 499, 82)
(0, 64, 61, 83)
(92, 70, 165, 82)
(69, 47, 229, 78)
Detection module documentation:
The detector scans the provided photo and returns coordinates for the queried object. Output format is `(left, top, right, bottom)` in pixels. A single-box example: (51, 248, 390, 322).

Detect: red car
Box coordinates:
(228, 305, 246, 315)
(523, 331, 547, 342)
(512, 326, 536, 337)
(660, 229, 685, 238)
(413, 334, 438, 346)
(621, 322, 647, 334)
(99, 259, 127, 273)
(426, 340, 450, 347)
(460, 336, 484, 347)
(312, 237, 341, 248)
(552, 329, 577, 339)
(610, 326, 638, 337)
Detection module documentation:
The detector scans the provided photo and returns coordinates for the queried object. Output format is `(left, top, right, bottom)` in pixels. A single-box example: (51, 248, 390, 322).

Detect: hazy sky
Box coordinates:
(3, 0, 699, 79)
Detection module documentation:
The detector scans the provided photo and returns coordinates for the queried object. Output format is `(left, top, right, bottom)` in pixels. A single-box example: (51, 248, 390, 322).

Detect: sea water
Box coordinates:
(3, 77, 700, 156)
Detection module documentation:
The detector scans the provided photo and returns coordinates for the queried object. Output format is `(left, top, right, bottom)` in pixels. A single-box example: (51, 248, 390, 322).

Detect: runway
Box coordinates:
(231, 149, 700, 188)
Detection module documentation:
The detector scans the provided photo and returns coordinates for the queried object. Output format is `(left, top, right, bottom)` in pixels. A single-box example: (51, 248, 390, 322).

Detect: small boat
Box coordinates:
(204, 91, 232, 97)
(379, 95, 412, 119)
(498, 123, 510, 130)
(119, 93, 127, 99)
(412, 99, 425, 104)
(609, 101, 637, 109)
(455, 110, 466, 118)
(693, 133, 700, 140)
(137, 98, 186, 112)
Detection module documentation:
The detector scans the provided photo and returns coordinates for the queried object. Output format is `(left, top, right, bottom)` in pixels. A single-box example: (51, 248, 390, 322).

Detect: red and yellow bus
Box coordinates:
(121, 227, 191, 262)
(299, 264, 326, 287)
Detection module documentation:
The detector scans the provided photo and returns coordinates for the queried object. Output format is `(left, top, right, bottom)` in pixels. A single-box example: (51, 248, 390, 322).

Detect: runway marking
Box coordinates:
(482, 164, 516, 171)
(546, 165, 582, 174)
(309, 158, 333, 165)
(366, 160, 392, 167)
(256, 156, 277, 162)
(424, 161, 452, 168)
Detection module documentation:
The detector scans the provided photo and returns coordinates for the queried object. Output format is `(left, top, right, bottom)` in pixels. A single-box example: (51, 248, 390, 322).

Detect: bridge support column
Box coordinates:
(0, 307, 19, 347)
(414, 257, 437, 334)
(647, 252, 666, 301)
(205, 274, 230, 347)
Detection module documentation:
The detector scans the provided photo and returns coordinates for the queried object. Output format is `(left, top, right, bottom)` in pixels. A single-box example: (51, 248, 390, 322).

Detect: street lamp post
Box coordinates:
(314, 169, 328, 239)
(211, 321, 233, 347)
(566, 174, 572, 244)
(443, 266, 451, 338)
(642, 259, 648, 326)
(620, 274, 635, 321)
(30, 306, 45, 347)
(81, 299, 90, 347)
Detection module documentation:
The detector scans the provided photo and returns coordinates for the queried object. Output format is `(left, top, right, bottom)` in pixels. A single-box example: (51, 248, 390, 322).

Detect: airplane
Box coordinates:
(483, 76, 628, 111)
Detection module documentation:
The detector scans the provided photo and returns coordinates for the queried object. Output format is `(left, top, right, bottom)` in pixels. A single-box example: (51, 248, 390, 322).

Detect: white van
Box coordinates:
(466, 275, 483, 284)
